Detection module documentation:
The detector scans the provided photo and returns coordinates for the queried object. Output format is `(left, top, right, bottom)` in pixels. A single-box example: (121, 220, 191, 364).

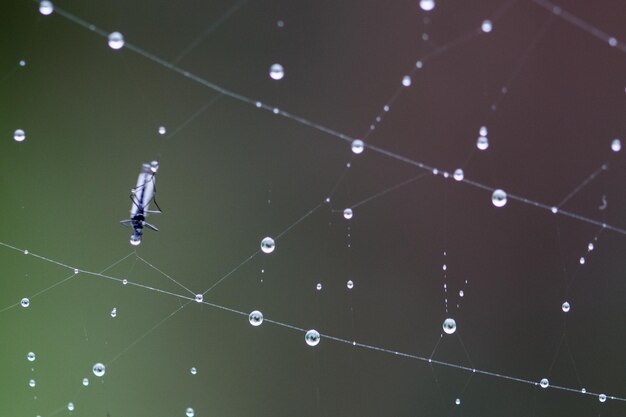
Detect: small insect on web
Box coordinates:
(119, 161, 163, 246)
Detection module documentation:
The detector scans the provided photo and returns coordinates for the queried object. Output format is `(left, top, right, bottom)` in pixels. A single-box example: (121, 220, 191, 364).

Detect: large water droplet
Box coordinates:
(442, 318, 456, 334)
(260, 237, 275, 254)
(599, 394, 607, 403)
(351, 139, 364, 154)
(249, 310, 263, 326)
(343, 208, 353, 219)
(305, 329, 321, 346)
(195, 294, 203, 303)
(491, 189, 507, 207)
(540, 378, 549, 388)
(27, 352, 36, 362)
(21, 298, 30, 308)
(611, 138, 621, 152)
(419, 0, 435, 11)
(108, 32, 125, 49)
(476, 136, 489, 150)
(39, 1, 54, 15)
(92, 363, 106, 377)
(14, 129, 26, 142)
(269, 63, 284, 80)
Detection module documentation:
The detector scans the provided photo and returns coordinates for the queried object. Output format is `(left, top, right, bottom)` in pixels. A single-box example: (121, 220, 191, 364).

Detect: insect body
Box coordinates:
(120, 161, 162, 246)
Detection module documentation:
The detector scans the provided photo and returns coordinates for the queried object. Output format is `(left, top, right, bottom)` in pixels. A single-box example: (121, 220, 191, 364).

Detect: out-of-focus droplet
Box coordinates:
(158, 126, 167, 135)
(14, 129, 26, 142)
(442, 318, 456, 334)
(419, 0, 435, 11)
(491, 189, 507, 207)
(19, 60, 26, 67)
(402, 75, 412, 87)
(108, 31, 125, 49)
(39, 1, 54, 15)
(611, 138, 621, 152)
(260, 237, 275, 254)
(249, 310, 263, 326)
(476, 136, 489, 150)
(579, 257, 585, 265)
(588, 242, 594, 251)
(351, 139, 364, 154)
(269, 63, 284, 80)
(92, 363, 106, 377)
(481, 20, 493, 32)
(453, 169, 464, 181)
(551, 207, 558, 214)
(305, 329, 321, 346)
(343, 208, 353, 220)
(479, 126, 488, 136)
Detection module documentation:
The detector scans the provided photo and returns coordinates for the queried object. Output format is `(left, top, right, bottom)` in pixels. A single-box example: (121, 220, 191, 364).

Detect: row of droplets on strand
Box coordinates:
(18, 0, 626, 237)
(12, 233, 626, 414)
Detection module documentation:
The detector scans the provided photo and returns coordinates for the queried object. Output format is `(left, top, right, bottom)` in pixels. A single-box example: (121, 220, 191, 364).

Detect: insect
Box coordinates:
(120, 161, 162, 246)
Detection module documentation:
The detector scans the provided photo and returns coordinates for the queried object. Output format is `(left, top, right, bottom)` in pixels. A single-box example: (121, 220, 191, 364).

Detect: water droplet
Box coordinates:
(305, 329, 321, 346)
(92, 362, 106, 377)
(82, 378, 89, 386)
(108, 31, 125, 49)
(599, 393, 607, 402)
(39, 1, 54, 15)
(562, 301, 570, 312)
(249, 310, 263, 326)
(158, 126, 167, 135)
(611, 138, 621, 152)
(195, 294, 203, 303)
(29, 379, 36, 388)
(351, 139, 364, 154)
(455, 398, 461, 405)
(67, 402, 75, 411)
(260, 237, 275, 254)
(476, 136, 489, 150)
(186, 407, 195, 417)
(27, 352, 36, 362)
(608, 37, 617, 47)
(122, 279, 128, 285)
(21, 298, 30, 308)
(343, 208, 353, 219)
(579, 257, 585, 265)
(479, 126, 488, 136)
(588, 242, 594, 251)
(481, 20, 492, 32)
(110, 308, 117, 318)
(269, 63, 284, 80)
(19, 60, 26, 67)
(453, 168, 464, 181)
(14, 129, 26, 142)
(402, 75, 412, 87)
(190, 367, 197, 375)
(347, 280, 354, 289)
(459, 290, 464, 297)
(442, 318, 456, 334)
(540, 378, 549, 388)
(491, 189, 507, 207)
(276, 20, 285, 28)
(551, 207, 558, 214)
(581, 388, 586, 393)
(419, 0, 435, 11)
(316, 283, 322, 291)
(24, 249, 29, 255)
(74, 268, 79, 274)
(415, 60, 423, 69)
(442, 264, 447, 271)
